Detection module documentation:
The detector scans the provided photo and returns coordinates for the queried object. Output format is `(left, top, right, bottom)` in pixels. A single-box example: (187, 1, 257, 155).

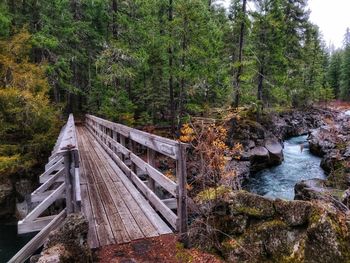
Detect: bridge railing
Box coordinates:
(10, 114, 81, 263)
(85, 114, 188, 237)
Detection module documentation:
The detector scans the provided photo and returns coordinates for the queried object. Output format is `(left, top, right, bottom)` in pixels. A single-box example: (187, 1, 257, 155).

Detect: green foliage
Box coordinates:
(0, 30, 59, 178)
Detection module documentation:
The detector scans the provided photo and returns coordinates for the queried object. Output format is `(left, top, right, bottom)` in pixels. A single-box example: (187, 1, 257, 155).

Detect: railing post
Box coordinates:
(176, 143, 188, 245)
(63, 150, 73, 214)
(71, 149, 81, 212)
(147, 148, 156, 192)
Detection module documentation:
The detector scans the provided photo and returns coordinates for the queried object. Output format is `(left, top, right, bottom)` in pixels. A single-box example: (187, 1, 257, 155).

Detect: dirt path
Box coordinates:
(95, 234, 223, 263)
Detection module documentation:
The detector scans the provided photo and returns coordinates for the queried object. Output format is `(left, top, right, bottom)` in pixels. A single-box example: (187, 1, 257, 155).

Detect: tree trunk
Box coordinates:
(168, 0, 175, 134)
(233, 0, 247, 108)
(112, 0, 118, 38)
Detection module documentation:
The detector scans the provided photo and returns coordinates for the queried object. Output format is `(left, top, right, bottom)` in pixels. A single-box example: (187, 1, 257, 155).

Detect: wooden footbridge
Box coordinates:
(10, 114, 188, 263)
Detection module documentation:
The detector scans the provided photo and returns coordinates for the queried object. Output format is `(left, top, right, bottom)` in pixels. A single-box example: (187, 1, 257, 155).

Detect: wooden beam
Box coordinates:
(40, 158, 64, 183)
(147, 148, 156, 192)
(33, 168, 64, 195)
(31, 191, 65, 203)
(18, 215, 57, 234)
(10, 209, 66, 263)
(87, 124, 177, 196)
(130, 153, 177, 196)
(176, 143, 188, 242)
(162, 198, 177, 210)
(87, 125, 178, 229)
(23, 183, 65, 222)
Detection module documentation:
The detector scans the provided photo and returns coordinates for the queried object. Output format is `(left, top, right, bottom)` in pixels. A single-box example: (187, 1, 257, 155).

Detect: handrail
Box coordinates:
(11, 114, 82, 262)
(85, 114, 188, 238)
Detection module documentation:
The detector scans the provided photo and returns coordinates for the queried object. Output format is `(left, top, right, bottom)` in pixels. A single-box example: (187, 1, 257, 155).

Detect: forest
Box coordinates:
(1, 0, 350, 177)
(1, 0, 350, 262)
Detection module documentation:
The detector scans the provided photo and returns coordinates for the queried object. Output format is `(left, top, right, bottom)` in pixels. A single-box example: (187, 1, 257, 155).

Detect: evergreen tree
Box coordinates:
(328, 50, 343, 98)
(340, 28, 350, 100)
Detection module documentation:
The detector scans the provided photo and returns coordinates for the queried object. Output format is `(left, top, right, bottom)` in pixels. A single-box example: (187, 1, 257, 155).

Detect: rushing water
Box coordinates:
(245, 135, 326, 200)
(0, 221, 35, 262)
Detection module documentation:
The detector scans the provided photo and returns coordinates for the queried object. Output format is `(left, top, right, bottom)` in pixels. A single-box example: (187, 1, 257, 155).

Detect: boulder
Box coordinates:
(294, 179, 329, 201)
(249, 146, 270, 172)
(228, 191, 275, 218)
(190, 189, 350, 263)
(274, 199, 312, 226)
(265, 139, 284, 165)
(0, 182, 14, 219)
(36, 213, 91, 263)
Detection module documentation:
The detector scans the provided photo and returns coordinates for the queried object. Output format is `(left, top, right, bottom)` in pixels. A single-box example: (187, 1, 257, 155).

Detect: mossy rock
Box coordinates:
(274, 199, 312, 226)
(229, 191, 275, 218)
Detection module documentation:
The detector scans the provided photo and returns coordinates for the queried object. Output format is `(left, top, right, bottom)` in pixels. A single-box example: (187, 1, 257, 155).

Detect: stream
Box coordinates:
(0, 220, 34, 262)
(245, 135, 326, 200)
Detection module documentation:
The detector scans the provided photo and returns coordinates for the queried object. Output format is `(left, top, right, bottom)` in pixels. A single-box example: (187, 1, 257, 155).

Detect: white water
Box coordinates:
(245, 135, 326, 200)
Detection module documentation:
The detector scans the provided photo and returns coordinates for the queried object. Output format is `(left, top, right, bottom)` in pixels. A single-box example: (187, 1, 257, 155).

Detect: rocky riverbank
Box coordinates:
(295, 108, 350, 209)
(189, 190, 350, 263)
(225, 108, 329, 185)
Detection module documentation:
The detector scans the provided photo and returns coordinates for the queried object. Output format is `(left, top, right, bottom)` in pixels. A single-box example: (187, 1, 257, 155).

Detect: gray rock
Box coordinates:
(274, 199, 312, 226)
(265, 139, 284, 165)
(249, 146, 270, 172)
(37, 213, 91, 263)
(0, 182, 14, 219)
(229, 191, 275, 218)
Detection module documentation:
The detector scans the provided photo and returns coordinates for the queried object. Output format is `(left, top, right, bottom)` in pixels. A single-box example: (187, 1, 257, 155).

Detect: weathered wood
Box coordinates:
(86, 114, 179, 159)
(130, 153, 177, 196)
(82, 126, 172, 235)
(162, 198, 177, 210)
(147, 148, 156, 192)
(64, 152, 73, 214)
(176, 143, 188, 240)
(87, 123, 177, 196)
(31, 190, 65, 203)
(18, 215, 57, 234)
(74, 167, 81, 212)
(45, 155, 62, 171)
(9, 209, 66, 263)
(40, 158, 64, 183)
(32, 168, 64, 196)
(85, 114, 188, 232)
(23, 183, 65, 222)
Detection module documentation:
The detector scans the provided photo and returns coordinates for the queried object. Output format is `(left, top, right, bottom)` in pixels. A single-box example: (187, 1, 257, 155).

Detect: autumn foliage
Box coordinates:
(0, 29, 59, 178)
(180, 121, 242, 196)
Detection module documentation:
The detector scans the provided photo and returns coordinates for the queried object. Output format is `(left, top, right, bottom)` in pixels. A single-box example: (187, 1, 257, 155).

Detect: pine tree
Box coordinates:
(340, 28, 350, 100)
(328, 50, 343, 98)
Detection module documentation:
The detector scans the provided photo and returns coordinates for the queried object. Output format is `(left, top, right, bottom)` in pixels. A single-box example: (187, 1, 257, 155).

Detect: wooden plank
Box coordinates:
(85, 127, 172, 235)
(86, 114, 180, 159)
(129, 131, 179, 159)
(64, 152, 73, 214)
(129, 169, 178, 229)
(87, 125, 177, 229)
(88, 124, 177, 196)
(32, 168, 64, 195)
(130, 153, 177, 196)
(78, 129, 116, 246)
(90, 134, 159, 238)
(80, 177, 99, 248)
(23, 183, 65, 222)
(81, 127, 136, 242)
(176, 143, 188, 240)
(147, 148, 156, 192)
(40, 159, 64, 183)
(74, 167, 81, 212)
(162, 198, 177, 210)
(45, 155, 62, 171)
(84, 143, 132, 243)
(31, 191, 65, 203)
(18, 215, 57, 234)
(10, 209, 66, 263)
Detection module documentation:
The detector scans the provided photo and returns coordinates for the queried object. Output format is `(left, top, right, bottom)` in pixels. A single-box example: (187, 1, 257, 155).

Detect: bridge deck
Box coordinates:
(77, 126, 172, 248)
